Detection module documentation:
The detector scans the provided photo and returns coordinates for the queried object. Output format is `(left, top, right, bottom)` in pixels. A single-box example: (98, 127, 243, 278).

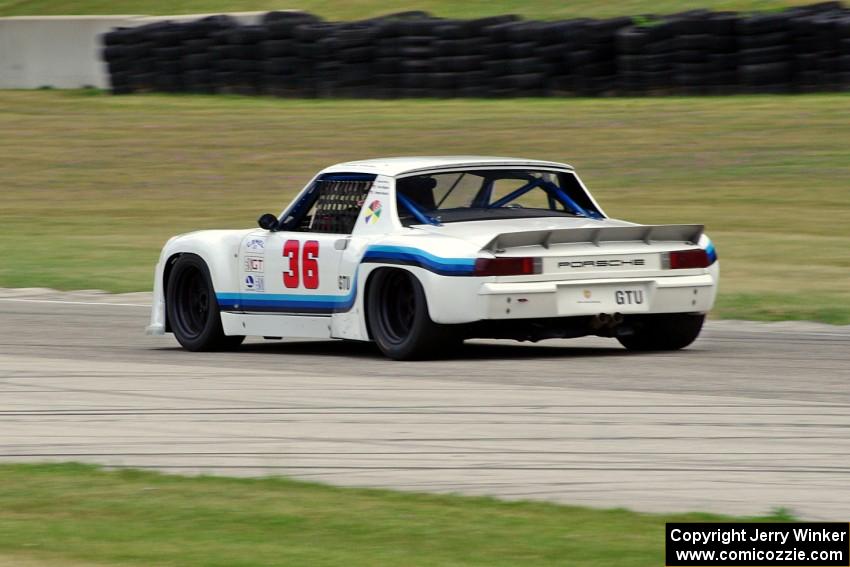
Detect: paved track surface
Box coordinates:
(1, 288, 849, 519)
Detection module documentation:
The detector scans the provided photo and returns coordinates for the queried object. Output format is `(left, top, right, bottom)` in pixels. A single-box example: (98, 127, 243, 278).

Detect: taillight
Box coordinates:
(665, 249, 712, 269)
(474, 257, 541, 276)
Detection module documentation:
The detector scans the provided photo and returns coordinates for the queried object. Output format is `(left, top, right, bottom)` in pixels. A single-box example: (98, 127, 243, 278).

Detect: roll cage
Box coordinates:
(278, 172, 377, 234)
(395, 168, 604, 227)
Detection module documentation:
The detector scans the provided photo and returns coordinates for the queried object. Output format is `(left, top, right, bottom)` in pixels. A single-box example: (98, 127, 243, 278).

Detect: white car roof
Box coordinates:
(319, 156, 574, 177)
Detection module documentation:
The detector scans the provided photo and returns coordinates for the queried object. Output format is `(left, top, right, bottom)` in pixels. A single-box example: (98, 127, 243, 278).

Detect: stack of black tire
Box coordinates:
(672, 11, 739, 94)
(483, 19, 545, 96)
(261, 11, 321, 96)
(569, 18, 633, 95)
(371, 17, 408, 97)
(101, 26, 142, 94)
(736, 12, 795, 92)
(219, 25, 268, 95)
(843, 18, 850, 89)
(790, 2, 849, 91)
(533, 22, 576, 95)
(103, 16, 237, 94)
(102, 4, 850, 98)
(427, 18, 488, 98)
(616, 20, 676, 94)
(181, 18, 235, 94)
(391, 18, 442, 98)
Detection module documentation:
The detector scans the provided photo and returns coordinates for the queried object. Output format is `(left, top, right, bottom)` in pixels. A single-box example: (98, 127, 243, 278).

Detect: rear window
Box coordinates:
(395, 169, 601, 225)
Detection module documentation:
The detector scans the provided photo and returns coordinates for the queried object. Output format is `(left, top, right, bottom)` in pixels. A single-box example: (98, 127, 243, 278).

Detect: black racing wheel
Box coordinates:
(166, 254, 244, 351)
(617, 313, 705, 351)
(366, 269, 459, 360)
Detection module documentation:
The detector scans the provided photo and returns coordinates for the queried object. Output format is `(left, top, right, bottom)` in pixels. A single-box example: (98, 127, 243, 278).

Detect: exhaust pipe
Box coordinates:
(591, 313, 625, 337)
(591, 313, 611, 331)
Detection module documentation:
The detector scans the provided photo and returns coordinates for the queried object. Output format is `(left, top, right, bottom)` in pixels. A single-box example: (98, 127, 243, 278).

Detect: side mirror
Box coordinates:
(257, 213, 279, 231)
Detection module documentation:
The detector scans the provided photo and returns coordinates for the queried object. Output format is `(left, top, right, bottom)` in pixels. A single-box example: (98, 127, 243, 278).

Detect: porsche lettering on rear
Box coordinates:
(147, 156, 719, 359)
(558, 259, 646, 268)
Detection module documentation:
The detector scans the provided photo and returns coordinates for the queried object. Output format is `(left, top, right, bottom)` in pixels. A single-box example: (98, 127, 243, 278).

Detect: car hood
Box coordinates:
(409, 217, 636, 249)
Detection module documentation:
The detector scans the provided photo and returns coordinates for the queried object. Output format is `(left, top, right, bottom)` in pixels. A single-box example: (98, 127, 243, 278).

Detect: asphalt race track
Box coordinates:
(1, 288, 849, 520)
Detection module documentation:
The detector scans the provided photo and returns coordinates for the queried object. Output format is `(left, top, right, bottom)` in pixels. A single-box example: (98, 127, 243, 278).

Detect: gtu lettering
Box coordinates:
(615, 290, 644, 305)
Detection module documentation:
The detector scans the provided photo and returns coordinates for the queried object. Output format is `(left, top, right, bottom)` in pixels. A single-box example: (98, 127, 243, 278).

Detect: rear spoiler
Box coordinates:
(482, 224, 704, 253)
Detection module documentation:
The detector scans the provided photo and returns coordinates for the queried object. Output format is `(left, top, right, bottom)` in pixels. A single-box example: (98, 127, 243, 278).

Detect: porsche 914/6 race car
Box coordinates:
(147, 156, 718, 359)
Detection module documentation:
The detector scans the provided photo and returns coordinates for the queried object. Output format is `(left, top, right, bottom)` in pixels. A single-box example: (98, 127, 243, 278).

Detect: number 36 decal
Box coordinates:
(283, 240, 319, 289)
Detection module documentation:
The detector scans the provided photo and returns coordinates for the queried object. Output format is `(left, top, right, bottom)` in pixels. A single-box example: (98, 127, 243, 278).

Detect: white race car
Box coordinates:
(147, 156, 718, 359)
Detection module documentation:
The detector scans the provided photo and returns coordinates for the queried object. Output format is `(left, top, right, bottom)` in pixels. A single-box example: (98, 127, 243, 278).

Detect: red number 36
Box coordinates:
(283, 240, 319, 289)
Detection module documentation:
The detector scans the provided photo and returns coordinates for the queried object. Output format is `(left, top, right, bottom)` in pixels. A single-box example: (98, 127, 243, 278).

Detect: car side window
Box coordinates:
(279, 174, 376, 234)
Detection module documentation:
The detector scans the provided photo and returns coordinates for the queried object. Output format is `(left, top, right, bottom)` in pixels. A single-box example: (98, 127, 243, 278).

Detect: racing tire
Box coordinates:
(166, 254, 244, 352)
(366, 269, 459, 360)
(617, 313, 705, 351)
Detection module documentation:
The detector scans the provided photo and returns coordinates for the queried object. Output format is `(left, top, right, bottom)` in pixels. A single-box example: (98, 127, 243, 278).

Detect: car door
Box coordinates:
(237, 173, 375, 317)
(245, 232, 347, 314)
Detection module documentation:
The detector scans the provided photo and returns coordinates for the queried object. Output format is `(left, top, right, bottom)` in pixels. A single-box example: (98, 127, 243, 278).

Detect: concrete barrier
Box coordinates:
(0, 16, 134, 88)
(0, 13, 269, 89)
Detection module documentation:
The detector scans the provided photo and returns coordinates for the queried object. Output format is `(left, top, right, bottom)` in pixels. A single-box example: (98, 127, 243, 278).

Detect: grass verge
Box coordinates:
(0, 463, 794, 567)
(0, 0, 827, 20)
(0, 90, 848, 323)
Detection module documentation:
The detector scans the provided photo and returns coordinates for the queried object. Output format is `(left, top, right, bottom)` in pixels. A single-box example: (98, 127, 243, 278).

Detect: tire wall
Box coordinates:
(97, 3, 850, 96)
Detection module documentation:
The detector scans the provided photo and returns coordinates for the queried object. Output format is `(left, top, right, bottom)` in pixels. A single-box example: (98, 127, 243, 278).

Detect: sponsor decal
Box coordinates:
(559, 258, 646, 268)
(244, 256, 264, 273)
(363, 200, 383, 224)
(245, 238, 266, 251)
(244, 274, 265, 292)
(372, 179, 391, 195)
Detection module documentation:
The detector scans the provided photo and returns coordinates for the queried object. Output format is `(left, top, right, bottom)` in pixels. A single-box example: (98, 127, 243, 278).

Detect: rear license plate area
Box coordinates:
(558, 283, 651, 314)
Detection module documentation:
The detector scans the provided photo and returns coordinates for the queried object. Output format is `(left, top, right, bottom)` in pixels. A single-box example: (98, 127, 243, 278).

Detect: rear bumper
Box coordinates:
(477, 273, 717, 320)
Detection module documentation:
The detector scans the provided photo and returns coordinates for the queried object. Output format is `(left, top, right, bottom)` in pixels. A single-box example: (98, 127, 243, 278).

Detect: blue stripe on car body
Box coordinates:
(361, 245, 475, 276)
(217, 291, 356, 314)
(218, 246, 475, 314)
(704, 240, 718, 264)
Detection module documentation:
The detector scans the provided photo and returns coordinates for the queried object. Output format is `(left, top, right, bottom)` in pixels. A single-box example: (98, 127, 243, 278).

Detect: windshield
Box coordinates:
(395, 169, 602, 226)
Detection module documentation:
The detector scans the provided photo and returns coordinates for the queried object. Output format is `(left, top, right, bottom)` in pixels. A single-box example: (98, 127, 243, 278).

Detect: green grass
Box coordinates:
(0, 463, 794, 567)
(0, 0, 830, 19)
(1, 90, 849, 323)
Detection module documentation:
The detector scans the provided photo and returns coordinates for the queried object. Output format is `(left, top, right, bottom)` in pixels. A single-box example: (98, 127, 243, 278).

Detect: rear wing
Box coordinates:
(482, 224, 704, 253)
